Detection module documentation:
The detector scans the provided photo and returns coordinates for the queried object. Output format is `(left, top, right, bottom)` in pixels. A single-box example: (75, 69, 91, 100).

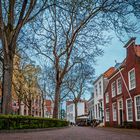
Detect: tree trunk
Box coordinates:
(28, 100, 32, 116)
(42, 97, 44, 117)
(2, 49, 14, 114)
(53, 83, 61, 118)
(75, 101, 78, 123)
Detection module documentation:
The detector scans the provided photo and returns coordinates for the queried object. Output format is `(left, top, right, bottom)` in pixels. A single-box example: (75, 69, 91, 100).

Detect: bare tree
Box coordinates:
(64, 63, 94, 121)
(0, 0, 51, 114)
(28, 0, 140, 118)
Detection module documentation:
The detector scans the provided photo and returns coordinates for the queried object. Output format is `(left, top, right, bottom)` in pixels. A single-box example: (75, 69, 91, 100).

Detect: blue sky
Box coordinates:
(94, 34, 140, 77)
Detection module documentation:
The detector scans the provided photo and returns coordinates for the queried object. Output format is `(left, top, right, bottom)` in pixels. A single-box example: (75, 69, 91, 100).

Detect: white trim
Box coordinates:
(134, 95, 140, 121)
(117, 77, 122, 95)
(128, 68, 136, 90)
(126, 98, 133, 122)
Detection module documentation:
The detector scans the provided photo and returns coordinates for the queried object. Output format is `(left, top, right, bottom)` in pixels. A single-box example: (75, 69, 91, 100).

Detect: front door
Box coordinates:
(118, 99, 123, 126)
(119, 109, 123, 126)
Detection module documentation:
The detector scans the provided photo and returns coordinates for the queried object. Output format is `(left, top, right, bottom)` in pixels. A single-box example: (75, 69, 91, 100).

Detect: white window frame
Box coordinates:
(126, 98, 133, 121)
(117, 77, 122, 95)
(105, 92, 109, 104)
(112, 102, 117, 121)
(105, 108, 109, 121)
(111, 81, 116, 97)
(128, 68, 136, 90)
(134, 95, 140, 121)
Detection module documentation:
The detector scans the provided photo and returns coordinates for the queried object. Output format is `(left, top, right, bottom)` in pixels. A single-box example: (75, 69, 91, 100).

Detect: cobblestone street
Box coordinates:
(0, 126, 140, 140)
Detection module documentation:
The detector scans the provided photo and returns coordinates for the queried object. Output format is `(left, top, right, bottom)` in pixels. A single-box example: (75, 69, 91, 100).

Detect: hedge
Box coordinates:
(0, 115, 69, 130)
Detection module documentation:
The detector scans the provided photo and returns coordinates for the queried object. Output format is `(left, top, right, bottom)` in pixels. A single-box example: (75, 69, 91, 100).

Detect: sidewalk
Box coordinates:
(96, 127, 140, 136)
(0, 126, 70, 133)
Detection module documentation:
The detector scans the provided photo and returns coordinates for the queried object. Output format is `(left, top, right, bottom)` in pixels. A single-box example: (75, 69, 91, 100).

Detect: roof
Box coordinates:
(93, 67, 116, 84)
(123, 37, 136, 48)
(103, 67, 116, 78)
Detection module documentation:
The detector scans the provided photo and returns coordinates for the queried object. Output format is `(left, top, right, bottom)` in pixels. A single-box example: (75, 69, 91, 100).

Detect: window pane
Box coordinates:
(117, 78, 122, 94)
(129, 70, 136, 89)
(127, 99, 133, 121)
(112, 103, 117, 121)
(136, 96, 140, 120)
(112, 82, 116, 97)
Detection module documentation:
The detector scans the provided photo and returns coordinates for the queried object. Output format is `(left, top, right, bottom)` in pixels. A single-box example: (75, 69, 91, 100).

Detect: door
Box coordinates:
(118, 99, 123, 126)
(119, 109, 123, 126)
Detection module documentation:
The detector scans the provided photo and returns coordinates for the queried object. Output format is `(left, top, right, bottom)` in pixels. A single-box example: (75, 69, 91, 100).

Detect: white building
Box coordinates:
(87, 95, 94, 121)
(66, 100, 87, 123)
(93, 67, 115, 124)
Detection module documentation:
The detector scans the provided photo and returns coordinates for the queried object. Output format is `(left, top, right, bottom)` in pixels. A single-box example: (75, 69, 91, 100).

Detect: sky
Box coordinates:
(94, 34, 140, 77)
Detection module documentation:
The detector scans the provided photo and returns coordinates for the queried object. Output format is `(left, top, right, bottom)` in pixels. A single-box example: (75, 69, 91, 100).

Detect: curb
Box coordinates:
(0, 126, 70, 133)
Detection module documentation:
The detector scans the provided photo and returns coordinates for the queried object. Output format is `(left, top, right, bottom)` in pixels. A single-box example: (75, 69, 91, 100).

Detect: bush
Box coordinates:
(0, 115, 69, 130)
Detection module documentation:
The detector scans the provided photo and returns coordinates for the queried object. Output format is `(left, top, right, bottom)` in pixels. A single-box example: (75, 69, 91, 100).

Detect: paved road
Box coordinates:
(0, 126, 140, 140)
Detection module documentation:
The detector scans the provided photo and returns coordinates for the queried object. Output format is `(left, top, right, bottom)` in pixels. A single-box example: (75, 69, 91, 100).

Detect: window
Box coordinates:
(106, 92, 109, 103)
(135, 96, 140, 121)
(126, 99, 133, 121)
(95, 85, 98, 97)
(111, 82, 116, 97)
(128, 68, 136, 90)
(70, 105, 73, 112)
(13, 102, 16, 106)
(112, 103, 117, 121)
(106, 109, 109, 121)
(117, 78, 122, 94)
(99, 82, 102, 95)
(95, 105, 97, 118)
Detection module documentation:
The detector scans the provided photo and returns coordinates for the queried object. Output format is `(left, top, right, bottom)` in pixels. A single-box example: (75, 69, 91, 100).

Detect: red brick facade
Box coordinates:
(104, 38, 140, 128)
(44, 99, 54, 118)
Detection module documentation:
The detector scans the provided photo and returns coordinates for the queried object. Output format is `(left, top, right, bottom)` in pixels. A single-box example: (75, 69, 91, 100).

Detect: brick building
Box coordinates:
(93, 67, 115, 125)
(104, 38, 140, 128)
(44, 99, 54, 118)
